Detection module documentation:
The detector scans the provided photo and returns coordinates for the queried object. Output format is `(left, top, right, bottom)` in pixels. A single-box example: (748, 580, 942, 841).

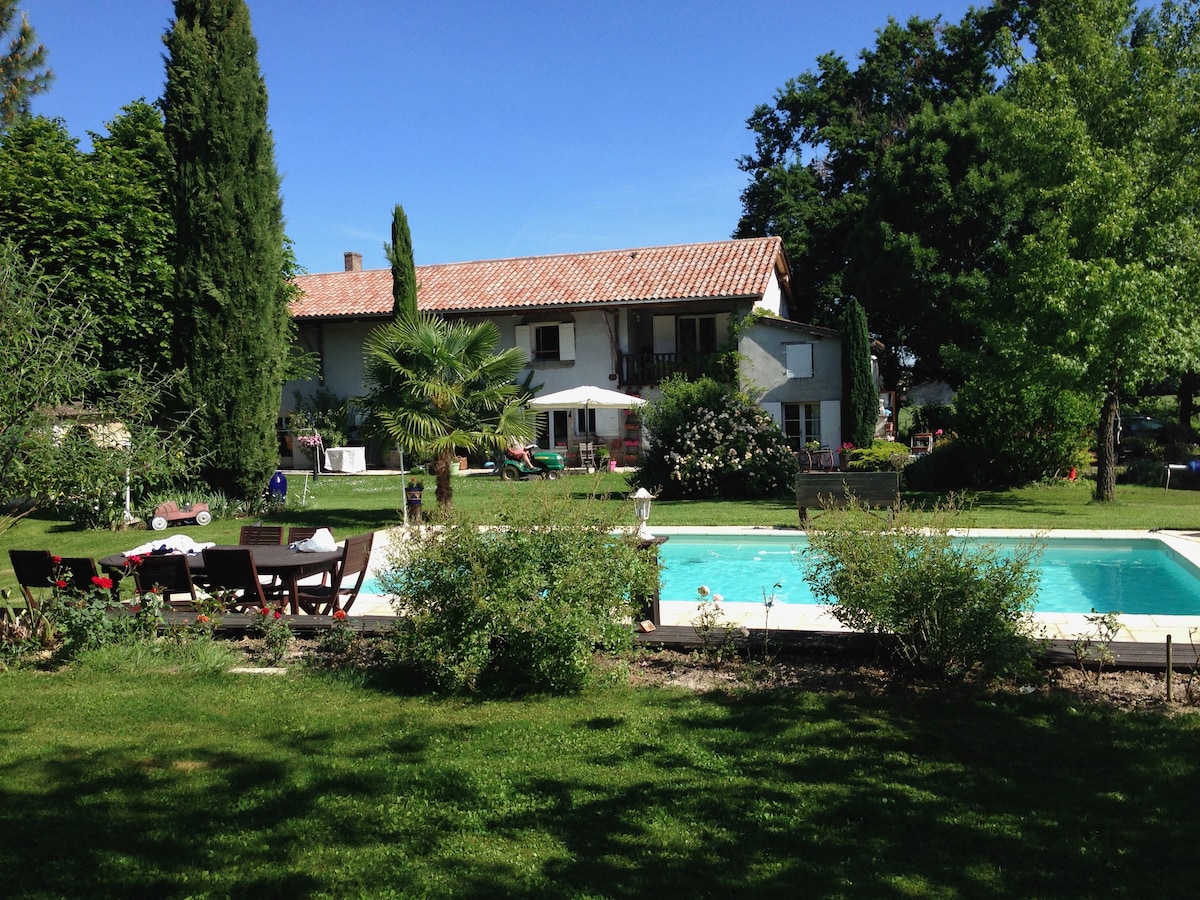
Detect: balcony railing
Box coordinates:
(617, 352, 732, 386)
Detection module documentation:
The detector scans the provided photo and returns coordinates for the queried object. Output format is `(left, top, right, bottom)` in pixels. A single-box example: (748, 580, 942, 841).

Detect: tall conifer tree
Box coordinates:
(386, 203, 418, 320)
(0, 1, 52, 134)
(162, 0, 292, 498)
(841, 298, 877, 450)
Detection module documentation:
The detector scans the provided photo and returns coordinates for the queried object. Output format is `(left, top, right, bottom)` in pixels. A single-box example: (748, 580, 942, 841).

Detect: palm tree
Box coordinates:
(361, 313, 536, 508)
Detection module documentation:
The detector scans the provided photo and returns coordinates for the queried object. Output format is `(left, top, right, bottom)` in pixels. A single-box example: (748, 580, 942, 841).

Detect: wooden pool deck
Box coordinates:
(180, 611, 1196, 672)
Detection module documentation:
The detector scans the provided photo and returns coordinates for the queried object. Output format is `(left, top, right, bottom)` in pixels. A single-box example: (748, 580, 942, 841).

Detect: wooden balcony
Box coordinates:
(617, 351, 732, 386)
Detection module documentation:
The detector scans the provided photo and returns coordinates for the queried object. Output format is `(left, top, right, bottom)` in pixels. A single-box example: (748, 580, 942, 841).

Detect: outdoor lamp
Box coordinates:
(632, 487, 654, 541)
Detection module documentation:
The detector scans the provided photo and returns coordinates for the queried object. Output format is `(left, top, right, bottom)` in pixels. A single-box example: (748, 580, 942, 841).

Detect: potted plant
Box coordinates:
(405, 477, 424, 501)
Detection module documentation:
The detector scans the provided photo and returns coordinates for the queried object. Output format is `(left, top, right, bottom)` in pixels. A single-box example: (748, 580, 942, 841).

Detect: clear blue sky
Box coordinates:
(21, 0, 975, 274)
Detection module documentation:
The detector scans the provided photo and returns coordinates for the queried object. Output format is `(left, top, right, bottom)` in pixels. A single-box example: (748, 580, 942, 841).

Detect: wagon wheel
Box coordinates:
(194, 510, 212, 526)
(150, 515, 168, 531)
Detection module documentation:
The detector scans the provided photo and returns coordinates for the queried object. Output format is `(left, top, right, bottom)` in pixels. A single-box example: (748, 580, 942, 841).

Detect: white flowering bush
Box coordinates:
(634, 377, 797, 500)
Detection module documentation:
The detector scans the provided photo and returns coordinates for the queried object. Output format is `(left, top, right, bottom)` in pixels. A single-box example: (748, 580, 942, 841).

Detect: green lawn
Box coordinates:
(4, 475, 1200, 896)
(1, 669, 1197, 898)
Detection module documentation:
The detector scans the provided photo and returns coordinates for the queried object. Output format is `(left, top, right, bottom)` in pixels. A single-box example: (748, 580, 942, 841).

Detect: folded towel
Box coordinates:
(124, 535, 215, 557)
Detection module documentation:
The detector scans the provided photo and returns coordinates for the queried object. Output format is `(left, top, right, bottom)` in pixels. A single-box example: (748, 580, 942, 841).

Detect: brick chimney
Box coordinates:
(344, 251, 363, 272)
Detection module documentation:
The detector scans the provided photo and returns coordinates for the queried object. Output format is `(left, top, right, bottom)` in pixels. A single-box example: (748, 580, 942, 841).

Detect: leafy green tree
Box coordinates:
(386, 203, 418, 320)
(840, 299, 877, 449)
(962, 0, 1200, 500)
(360, 314, 536, 509)
(0, 1, 51, 134)
(162, 0, 294, 499)
(735, 3, 1033, 385)
(0, 105, 174, 379)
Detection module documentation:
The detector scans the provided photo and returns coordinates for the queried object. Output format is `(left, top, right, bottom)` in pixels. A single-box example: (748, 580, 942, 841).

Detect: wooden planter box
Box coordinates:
(795, 471, 900, 525)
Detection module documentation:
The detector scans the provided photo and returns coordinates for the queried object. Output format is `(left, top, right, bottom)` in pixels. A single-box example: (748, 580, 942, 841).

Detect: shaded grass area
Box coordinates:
(1, 670, 1198, 898)
(4, 473, 1200, 595)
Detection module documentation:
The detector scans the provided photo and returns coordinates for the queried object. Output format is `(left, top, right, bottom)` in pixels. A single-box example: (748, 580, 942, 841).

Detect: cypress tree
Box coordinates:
(386, 203, 418, 320)
(162, 0, 291, 499)
(841, 298, 877, 449)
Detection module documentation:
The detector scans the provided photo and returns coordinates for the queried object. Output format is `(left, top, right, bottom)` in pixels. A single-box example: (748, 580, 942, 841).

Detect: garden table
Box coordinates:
(100, 545, 343, 615)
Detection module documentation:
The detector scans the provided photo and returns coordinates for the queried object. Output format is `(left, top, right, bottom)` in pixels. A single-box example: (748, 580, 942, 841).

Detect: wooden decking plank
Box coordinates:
(157, 610, 1200, 672)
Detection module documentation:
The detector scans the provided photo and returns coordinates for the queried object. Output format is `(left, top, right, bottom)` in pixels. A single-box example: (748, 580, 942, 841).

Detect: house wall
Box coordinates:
(740, 317, 843, 451)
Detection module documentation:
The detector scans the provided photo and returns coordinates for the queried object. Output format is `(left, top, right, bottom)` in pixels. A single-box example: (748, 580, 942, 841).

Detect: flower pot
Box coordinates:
(608, 459, 617, 472)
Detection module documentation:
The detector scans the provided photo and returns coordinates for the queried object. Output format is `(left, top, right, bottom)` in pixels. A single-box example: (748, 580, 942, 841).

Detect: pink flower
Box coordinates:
(935, 429, 944, 436)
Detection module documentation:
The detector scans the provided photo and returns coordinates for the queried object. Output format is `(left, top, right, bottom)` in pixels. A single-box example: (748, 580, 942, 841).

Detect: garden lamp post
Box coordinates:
(632, 487, 654, 541)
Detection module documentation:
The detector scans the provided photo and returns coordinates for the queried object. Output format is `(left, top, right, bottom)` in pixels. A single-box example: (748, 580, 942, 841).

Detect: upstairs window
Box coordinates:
(515, 322, 576, 363)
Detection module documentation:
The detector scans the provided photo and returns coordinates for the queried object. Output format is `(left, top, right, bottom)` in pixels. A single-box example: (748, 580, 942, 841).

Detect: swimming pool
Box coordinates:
(657, 532, 1200, 616)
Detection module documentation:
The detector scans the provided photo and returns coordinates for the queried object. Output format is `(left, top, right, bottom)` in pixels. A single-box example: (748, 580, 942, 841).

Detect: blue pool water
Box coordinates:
(658, 534, 1200, 616)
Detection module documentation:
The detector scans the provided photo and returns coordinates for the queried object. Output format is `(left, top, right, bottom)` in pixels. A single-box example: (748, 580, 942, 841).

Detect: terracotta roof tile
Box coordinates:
(291, 237, 785, 319)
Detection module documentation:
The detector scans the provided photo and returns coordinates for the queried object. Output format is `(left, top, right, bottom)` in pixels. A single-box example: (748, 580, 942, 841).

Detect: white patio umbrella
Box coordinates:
(526, 385, 646, 412)
(527, 385, 646, 469)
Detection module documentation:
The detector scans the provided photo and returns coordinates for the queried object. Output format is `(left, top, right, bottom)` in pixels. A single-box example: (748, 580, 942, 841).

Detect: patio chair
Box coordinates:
(239, 524, 284, 545)
(8, 549, 54, 611)
(132, 554, 198, 607)
(60, 557, 101, 587)
(201, 547, 277, 613)
(577, 442, 596, 471)
(294, 532, 374, 615)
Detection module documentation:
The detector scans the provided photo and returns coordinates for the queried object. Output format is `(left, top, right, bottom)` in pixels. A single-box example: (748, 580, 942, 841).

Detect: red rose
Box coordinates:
(92, 576, 114, 590)
(196, 614, 210, 624)
(129, 555, 144, 565)
(333, 609, 347, 620)
(273, 610, 281, 619)
(259, 607, 272, 617)
(51, 555, 62, 564)
(55, 579, 68, 589)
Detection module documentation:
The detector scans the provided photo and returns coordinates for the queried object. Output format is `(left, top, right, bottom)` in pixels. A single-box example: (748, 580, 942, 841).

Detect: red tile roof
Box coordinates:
(291, 237, 786, 319)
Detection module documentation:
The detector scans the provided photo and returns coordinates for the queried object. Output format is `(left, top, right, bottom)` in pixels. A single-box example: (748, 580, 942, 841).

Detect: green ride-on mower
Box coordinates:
(498, 447, 566, 480)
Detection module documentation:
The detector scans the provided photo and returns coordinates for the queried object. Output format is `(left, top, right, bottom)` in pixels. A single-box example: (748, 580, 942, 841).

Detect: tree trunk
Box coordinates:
(434, 452, 453, 508)
(1179, 370, 1198, 435)
(1095, 391, 1119, 502)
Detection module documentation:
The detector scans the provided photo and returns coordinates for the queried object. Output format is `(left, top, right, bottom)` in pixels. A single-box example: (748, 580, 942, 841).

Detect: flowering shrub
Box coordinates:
(690, 585, 734, 661)
(296, 433, 323, 450)
(635, 378, 797, 499)
(252, 606, 292, 665)
(41, 559, 164, 662)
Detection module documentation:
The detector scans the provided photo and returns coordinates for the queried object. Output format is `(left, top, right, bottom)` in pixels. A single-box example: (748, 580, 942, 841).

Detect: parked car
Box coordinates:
(1118, 414, 1166, 459)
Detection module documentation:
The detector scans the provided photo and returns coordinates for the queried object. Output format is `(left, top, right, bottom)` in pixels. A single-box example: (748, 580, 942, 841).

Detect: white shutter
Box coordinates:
(653, 315, 676, 354)
(559, 322, 575, 361)
(820, 400, 841, 449)
(786, 343, 813, 378)
(515, 325, 532, 358)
